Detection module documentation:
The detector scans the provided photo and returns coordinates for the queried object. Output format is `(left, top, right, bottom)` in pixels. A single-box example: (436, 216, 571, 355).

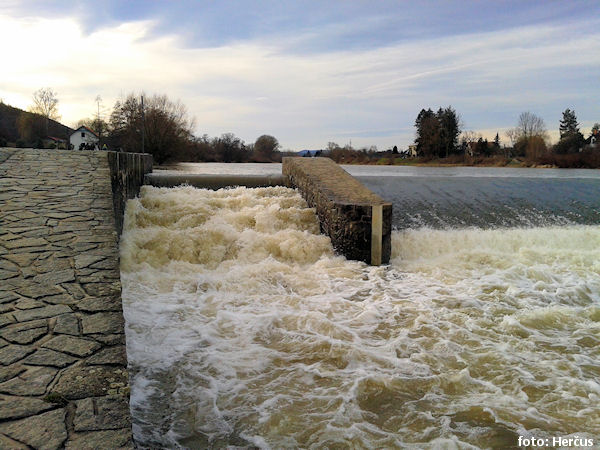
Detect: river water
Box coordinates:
(121, 163, 600, 448)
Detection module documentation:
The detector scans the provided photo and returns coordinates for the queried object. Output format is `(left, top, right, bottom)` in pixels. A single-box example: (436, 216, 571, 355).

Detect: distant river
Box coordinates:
(122, 163, 600, 448)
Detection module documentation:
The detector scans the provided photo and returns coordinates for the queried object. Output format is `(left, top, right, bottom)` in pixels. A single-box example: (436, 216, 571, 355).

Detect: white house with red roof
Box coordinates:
(69, 125, 99, 150)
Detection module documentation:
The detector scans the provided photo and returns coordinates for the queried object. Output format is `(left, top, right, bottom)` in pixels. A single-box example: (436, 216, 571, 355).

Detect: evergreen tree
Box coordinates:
(494, 132, 500, 148)
(438, 106, 460, 158)
(559, 108, 580, 138)
(414, 108, 438, 157)
(414, 106, 460, 158)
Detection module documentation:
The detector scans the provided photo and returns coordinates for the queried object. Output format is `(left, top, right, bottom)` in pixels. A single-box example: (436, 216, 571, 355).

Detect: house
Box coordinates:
(407, 145, 418, 157)
(588, 128, 598, 148)
(70, 126, 99, 150)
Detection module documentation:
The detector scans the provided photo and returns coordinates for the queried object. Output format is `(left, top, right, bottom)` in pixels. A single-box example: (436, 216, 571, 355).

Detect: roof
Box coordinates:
(71, 125, 98, 138)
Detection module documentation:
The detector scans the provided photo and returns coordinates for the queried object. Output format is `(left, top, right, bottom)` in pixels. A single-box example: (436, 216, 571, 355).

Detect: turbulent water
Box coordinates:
(121, 172, 600, 449)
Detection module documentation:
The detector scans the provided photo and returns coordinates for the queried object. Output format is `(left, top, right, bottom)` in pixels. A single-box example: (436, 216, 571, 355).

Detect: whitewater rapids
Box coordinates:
(120, 185, 600, 449)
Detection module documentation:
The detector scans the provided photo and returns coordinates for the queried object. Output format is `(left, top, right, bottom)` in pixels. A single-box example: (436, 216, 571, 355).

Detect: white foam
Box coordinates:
(121, 185, 600, 448)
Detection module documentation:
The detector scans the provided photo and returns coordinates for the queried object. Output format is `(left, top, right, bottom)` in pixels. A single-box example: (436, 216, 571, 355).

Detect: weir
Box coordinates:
(145, 172, 284, 189)
(145, 158, 392, 265)
(0, 148, 390, 447)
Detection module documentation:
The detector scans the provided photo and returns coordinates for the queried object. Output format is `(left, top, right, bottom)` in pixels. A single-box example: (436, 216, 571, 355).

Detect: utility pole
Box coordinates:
(141, 95, 145, 154)
(95, 95, 102, 149)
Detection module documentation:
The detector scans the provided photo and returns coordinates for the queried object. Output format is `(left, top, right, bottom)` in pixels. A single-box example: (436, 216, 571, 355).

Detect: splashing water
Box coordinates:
(121, 184, 600, 448)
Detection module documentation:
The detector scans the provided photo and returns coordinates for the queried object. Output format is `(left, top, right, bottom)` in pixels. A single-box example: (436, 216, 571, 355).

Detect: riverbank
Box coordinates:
(159, 151, 600, 170)
(340, 153, 600, 169)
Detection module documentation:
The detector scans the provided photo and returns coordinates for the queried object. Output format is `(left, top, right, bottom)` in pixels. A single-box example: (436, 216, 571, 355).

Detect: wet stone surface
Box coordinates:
(0, 149, 133, 449)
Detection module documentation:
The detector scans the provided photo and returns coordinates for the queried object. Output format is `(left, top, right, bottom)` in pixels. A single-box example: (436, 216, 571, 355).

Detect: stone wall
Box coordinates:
(0, 148, 135, 448)
(107, 152, 153, 236)
(282, 157, 392, 265)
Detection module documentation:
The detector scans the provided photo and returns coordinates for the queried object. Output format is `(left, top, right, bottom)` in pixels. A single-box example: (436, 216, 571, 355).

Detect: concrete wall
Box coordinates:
(107, 152, 153, 235)
(283, 157, 392, 265)
(145, 173, 284, 189)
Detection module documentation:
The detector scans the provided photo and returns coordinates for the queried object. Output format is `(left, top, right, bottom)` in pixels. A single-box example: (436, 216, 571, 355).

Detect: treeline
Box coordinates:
(81, 93, 283, 164)
(319, 107, 600, 168)
(3, 89, 599, 168)
(0, 91, 283, 165)
(411, 107, 600, 168)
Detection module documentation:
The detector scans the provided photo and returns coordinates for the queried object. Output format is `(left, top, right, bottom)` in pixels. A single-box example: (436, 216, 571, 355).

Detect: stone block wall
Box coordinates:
(107, 152, 153, 236)
(0, 148, 136, 448)
(282, 157, 392, 265)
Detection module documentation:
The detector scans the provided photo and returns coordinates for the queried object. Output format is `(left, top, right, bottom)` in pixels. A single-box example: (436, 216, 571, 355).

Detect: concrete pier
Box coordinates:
(283, 157, 392, 265)
(0, 148, 146, 449)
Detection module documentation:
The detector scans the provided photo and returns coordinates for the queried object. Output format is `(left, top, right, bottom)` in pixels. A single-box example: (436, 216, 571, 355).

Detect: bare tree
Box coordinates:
(109, 93, 195, 163)
(516, 111, 548, 140)
(30, 88, 60, 121)
(505, 128, 518, 146)
(512, 112, 549, 159)
(30, 88, 60, 136)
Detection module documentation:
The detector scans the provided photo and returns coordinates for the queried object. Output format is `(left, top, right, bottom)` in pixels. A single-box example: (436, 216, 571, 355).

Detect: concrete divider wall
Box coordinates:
(107, 152, 153, 236)
(145, 172, 283, 190)
(282, 157, 392, 265)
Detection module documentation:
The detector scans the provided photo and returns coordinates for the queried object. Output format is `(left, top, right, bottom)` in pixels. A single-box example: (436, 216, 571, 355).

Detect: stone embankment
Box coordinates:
(0, 148, 140, 449)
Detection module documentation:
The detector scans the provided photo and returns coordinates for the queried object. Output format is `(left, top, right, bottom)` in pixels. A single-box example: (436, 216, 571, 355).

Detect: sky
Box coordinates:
(1, 0, 598, 151)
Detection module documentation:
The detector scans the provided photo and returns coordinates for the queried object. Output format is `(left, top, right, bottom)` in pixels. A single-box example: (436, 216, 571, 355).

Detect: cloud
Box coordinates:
(0, 11, 598, 150)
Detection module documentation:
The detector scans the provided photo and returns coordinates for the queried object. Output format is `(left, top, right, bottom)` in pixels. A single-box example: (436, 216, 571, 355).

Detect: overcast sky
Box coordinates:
(1, 0, 598, 150)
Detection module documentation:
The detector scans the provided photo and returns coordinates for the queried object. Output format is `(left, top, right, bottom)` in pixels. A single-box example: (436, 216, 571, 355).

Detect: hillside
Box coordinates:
(0, 101, 73, 144)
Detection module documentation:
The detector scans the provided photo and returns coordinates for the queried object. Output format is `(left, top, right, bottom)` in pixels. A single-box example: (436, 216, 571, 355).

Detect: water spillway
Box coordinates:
(145, 172, 285, 189)
(145, 158, 393, 266)
(120, 166, 600, 448)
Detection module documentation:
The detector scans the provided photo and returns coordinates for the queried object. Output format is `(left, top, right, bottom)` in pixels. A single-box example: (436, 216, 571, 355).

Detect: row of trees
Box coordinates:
(4, 88, 598, 167)
(1, 89, 283, 164)
(75, 93, 282, 164)
(413, 106, 598, 163)
(414, 107, 461, 158)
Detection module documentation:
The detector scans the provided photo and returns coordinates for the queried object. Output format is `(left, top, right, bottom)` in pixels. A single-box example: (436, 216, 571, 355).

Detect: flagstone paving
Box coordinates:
(0, 148, 133, 449)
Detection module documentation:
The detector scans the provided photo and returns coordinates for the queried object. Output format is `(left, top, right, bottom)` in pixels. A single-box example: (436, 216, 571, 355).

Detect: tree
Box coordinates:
(30, 88, 60, 121)
(75, 117, 108, 137)
(17, 112, 45, 145)
(553, 109, 584, 154)
(213, 133, 247, 163)
(108, 93, 195, 163)
(437, 106, 460, 158)
(253, 134, 279, 161)
(510, 112, 549, 159)
(559, 108, 580, 138)
(505, 128, 518, 147)
(414, 107, 461, 158)
(30, 88, 60, 137)
(516, 111, 548, 141)
(414, 108, 439, 157)
(494, 132, 500, 148)
(109, 95, 143, 153)
(475, 137, 491, 156)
